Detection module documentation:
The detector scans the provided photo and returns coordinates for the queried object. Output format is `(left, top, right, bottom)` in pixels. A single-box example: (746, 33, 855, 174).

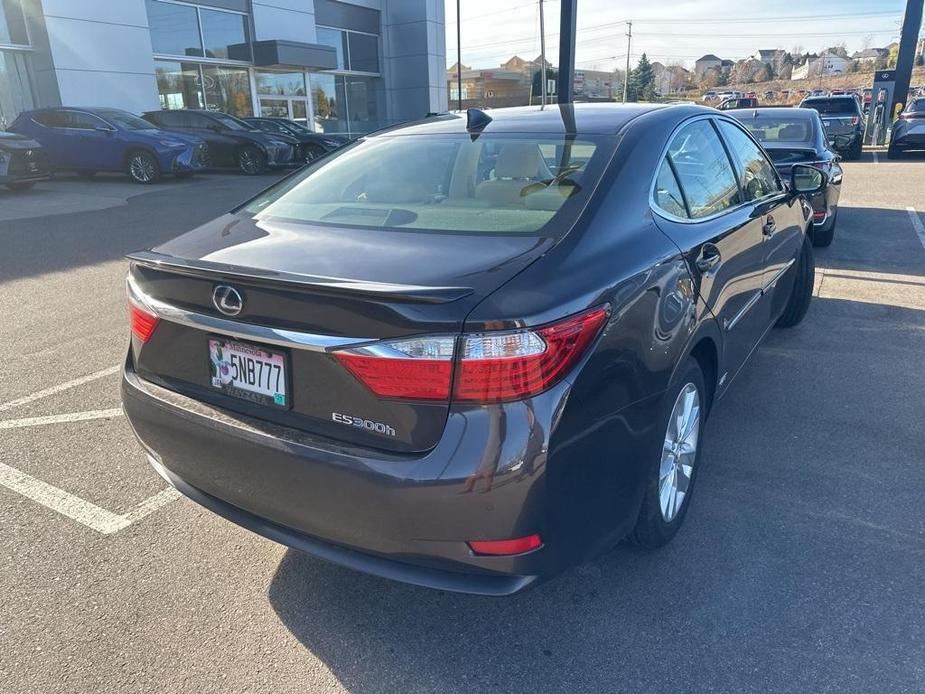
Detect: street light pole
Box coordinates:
(623, 21, 632, 103)
(539, 0, 547, 106)
(456, 0, 462, 111)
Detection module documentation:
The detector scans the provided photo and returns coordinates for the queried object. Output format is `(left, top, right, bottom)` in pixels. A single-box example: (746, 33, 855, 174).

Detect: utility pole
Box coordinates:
(539, 0, 547, 106)
(622, 21, 632, 103)
(456, 0, 462, 111)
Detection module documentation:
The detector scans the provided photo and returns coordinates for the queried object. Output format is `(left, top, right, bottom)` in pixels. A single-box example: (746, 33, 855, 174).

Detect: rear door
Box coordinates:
(61, 111, 124, 171)
(28, 111, 71, 168)
(715, 118, 804, 317)
(652, 117, 769, 380)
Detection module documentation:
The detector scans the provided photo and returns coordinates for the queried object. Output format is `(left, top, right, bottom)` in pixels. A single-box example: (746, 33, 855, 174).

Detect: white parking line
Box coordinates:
(0, 408, 123, 430)
(0, 461, 181, 534)
(872, 151, 879, 164)
(0, 365, 120, 413)
(906, 207, 925, 252)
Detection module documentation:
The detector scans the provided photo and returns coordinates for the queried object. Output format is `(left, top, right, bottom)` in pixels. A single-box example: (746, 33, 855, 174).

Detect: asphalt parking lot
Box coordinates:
(1, 157, 924, 693)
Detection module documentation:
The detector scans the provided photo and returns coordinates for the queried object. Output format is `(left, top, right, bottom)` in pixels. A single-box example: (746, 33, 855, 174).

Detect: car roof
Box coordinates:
(370, 103, 708, 136)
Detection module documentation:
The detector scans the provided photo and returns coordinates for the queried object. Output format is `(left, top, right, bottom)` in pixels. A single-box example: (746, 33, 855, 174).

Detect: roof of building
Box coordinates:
(696, 54, 722, 63)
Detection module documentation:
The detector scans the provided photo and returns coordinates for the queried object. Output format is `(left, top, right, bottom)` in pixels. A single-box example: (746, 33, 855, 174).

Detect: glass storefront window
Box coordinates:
(256, 71, 306, 97)
(259, 99, 289, 118)
(200, 8, 249, 61)
(344, 76, 381, 133)
(154, 60, 204, 110)
(146, 0, 203, 58)
(1, 0, 28, 46)
(347, 33, 379, 73)
(311, 72, 345, 134)
(201, 64, 253, 117)
(0, 49, 33, 129)
(316, 27, 346, 71)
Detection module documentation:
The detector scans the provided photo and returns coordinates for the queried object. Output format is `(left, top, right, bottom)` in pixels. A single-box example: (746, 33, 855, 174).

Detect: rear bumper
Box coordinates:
(121, 359, 561, 595)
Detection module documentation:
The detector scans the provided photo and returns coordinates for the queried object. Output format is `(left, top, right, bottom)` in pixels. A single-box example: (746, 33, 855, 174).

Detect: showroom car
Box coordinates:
(798, 95, 865, 160)
(8, 107, 208, 183)
(122, 103, 824, 595)
(142, 110, 299, 175)
(0, 131, 50, 191)
(888, 97, 925, 158)
(243, 117, 350, 163)
(727, 107, 842, 247)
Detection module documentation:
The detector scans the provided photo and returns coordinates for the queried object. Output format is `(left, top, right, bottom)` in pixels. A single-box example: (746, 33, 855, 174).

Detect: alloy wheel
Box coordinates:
(239, 149, 260, 174)
(659, 382, 701, 523)
(129, 154, 156, 183)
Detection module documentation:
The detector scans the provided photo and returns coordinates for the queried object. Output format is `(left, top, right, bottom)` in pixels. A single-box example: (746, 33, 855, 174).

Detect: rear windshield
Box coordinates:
(243, 134, 612, 234)
(738, 117, 814, 143)
(802, 98, 859, 115)
(907, 98, 925, 113)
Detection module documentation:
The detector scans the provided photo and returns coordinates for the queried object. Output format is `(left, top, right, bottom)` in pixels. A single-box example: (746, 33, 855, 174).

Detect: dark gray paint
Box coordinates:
(315, 0, 379, 34)
(244, 39, 337, 70)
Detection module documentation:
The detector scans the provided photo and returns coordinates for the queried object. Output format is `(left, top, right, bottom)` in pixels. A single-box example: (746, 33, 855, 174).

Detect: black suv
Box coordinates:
(799, 96, 864, 160)
(142, 110, 299, 175)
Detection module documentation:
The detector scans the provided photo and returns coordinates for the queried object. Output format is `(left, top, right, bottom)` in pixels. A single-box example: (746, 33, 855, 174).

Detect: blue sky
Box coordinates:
(445, 0, 913, 71)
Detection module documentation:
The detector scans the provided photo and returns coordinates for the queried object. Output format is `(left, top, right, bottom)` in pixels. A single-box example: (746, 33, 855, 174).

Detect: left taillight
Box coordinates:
(126, 274, 159, 343)
(333, 306, 610, 404)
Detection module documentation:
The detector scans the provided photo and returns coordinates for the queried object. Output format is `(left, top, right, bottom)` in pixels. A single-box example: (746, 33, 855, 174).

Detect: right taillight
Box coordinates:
(334, 306, 609, 404)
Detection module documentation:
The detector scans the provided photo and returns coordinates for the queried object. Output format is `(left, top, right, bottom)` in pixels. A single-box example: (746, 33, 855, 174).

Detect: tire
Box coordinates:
(6, 181, 36, 192)
(237, 146, 267, 175)
(887, 144, 903, 159)
(303, 144, 325, 163)
(812, 209, 836, 248)
(775, 233, 815, 328)
(847, 140, 862, 161)
(126, 150, 160, 184)
(77, 170, 96, 179)
(630, 357, 707, 549)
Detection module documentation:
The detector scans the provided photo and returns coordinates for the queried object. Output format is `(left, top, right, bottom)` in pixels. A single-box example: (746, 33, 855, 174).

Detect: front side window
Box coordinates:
(243, 134, 611, 235)
(667, 120, 740, 219)
(717, 120, 783, 202)
(146, 0, 203, 57)
(63, 111, 108, 130)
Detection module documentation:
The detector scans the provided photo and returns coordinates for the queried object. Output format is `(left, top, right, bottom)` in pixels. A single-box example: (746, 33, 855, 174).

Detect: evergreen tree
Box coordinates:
(627, 53, 657, 102)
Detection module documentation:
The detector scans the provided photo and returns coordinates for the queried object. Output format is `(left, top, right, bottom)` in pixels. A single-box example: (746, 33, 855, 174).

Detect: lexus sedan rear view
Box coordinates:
(122, 104, 824, 595)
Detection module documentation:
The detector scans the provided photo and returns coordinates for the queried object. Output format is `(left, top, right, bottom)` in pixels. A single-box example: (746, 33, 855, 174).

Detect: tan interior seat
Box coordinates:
(475, 143, 546, 205)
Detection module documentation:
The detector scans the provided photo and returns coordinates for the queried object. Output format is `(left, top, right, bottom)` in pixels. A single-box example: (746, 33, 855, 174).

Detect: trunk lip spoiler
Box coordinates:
(127, 273, 377, 353)
(125, 250, 474, 305)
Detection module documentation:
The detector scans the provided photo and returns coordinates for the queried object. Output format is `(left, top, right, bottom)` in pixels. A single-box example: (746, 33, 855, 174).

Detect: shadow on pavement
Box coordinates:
(0, 173, 286, 284)
(267, 294, 925, 693)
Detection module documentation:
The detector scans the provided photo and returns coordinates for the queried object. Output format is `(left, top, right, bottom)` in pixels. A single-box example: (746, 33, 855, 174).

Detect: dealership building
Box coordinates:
(0, 0, 446, 136)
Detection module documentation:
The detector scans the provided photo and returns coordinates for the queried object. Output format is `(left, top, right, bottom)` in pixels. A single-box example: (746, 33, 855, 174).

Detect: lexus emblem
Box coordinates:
(212, 285, 244, 316)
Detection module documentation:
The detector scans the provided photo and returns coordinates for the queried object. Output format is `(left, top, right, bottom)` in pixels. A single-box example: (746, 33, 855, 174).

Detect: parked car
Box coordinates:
(702, 90, 719, 102)
(830, 89, 845, 96)
(718, 97, 758, 110)
(142, 110, 299, 175)
(763, 90, 776, 100)
(9, 107, 208, 184)
(728, 107, 842, 247)
(122, 103, 825, 594)
(799, 95, 864, 160)
(243, 117, 349, 163)
(745, 91, 757, 99)
(888, 97, 925, 158)
(810, 89, 828, 97)
(0, 131, 51, 191)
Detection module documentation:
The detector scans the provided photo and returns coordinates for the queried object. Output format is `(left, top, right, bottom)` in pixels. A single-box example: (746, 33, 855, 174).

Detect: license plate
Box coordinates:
(208, 338, 288, 407)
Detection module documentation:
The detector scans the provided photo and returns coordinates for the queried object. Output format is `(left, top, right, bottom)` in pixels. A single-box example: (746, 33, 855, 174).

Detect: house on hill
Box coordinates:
(694, 54, 722, 81)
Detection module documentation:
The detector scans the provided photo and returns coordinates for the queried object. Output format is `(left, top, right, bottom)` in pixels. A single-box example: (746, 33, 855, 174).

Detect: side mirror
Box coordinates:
(790, 164, 828, 196)
(210, 124, 224, 133)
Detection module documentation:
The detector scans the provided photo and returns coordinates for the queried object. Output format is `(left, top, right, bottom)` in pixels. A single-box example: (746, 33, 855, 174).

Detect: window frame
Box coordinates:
(0, 0, 30, 49)
(315, 23, 381, 76)
(650, 114, 785, 225)
(147, 0, 252, 67)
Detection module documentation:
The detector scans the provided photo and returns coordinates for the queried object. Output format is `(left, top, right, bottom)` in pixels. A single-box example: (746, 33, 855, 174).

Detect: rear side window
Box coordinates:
(243, 134, 613, 235)
(803, 98, 859, 115)
(32, 111, 66, 128)
(654, 158, 688, 218)
(716, 120, 783, 201)
(64, 111, 107, 130)
(666, 120, 739, 219)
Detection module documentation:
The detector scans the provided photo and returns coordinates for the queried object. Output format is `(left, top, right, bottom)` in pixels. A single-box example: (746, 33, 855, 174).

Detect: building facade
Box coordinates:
(0, 0, 446, 135)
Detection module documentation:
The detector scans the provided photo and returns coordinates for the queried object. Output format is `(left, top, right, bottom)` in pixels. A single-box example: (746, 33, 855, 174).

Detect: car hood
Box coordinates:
(0, 131, 41, 150)
(132, 129, 205, 147)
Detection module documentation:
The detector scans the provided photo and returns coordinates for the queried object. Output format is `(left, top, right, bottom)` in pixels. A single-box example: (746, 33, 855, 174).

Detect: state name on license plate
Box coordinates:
(208, 338, 288, 408)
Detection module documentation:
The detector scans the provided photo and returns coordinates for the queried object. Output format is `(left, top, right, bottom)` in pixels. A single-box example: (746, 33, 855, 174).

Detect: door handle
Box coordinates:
(762, 215, 777, 236)
(695, 244, 722, 273)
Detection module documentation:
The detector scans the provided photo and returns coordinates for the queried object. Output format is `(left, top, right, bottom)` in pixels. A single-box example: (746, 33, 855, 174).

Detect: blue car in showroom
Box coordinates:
(9, 107, 208, 183)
